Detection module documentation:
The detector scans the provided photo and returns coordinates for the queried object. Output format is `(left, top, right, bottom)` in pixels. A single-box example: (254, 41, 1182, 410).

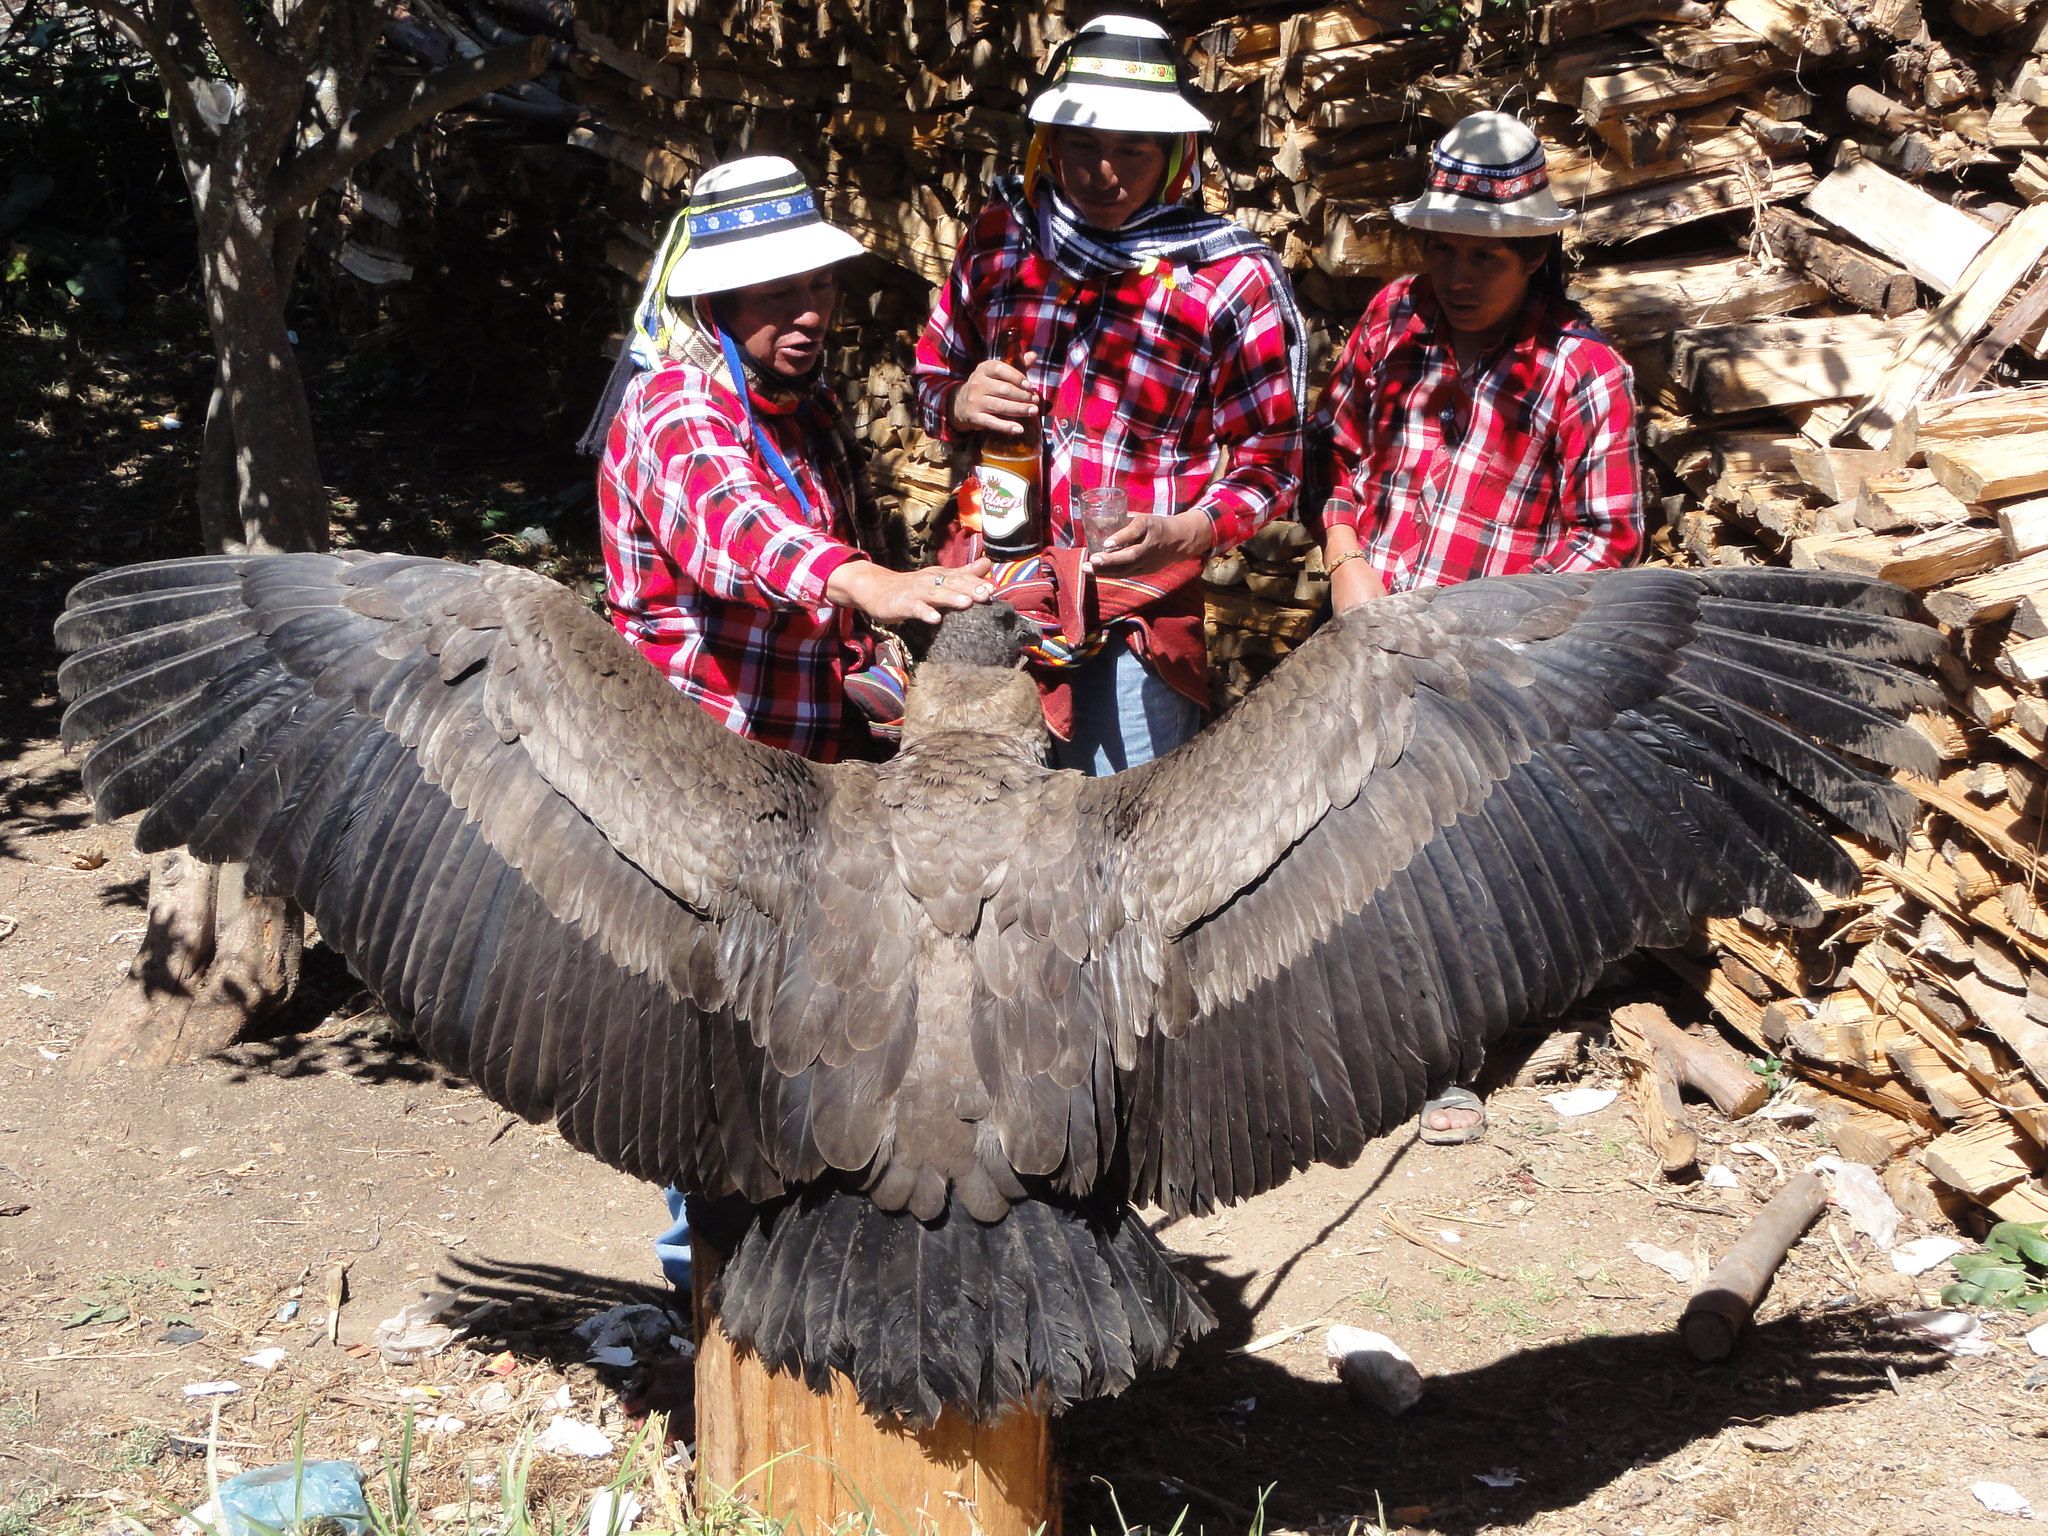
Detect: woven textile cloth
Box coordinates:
(1315, 274, 1643, 593)
(966, 544, 1207, 742)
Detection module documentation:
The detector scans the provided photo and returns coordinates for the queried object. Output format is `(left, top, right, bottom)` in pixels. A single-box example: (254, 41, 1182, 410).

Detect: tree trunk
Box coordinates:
(75, 852, 305, 1070)
(79, 195, 317, 1074)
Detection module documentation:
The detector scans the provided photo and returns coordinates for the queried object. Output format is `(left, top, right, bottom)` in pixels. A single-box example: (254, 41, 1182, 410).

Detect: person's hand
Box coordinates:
(828, 558, 996, 626)
(1328, 553, 1386, 613)
(950, 353, 1040, 436)
(1084, 509, 1214, 579)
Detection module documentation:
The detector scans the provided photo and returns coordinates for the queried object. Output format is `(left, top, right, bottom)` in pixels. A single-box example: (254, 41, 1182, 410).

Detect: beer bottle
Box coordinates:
(975, 330, 1043, 560)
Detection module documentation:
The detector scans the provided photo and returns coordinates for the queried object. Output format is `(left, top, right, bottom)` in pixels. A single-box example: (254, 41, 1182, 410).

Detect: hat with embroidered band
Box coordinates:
(1027, 15, 1212, 136)
(661, 155, 866, 299)
(1392, 112, 1575, 237)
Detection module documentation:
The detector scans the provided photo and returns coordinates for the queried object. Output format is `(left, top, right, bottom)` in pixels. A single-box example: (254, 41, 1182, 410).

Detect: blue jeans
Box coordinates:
(655, 1184, 691, 1291)
(1049, 643, 1204, 775)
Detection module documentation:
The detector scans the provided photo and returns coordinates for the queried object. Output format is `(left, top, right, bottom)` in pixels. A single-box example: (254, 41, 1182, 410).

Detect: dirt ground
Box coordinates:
(5, 714, 2048, 1536)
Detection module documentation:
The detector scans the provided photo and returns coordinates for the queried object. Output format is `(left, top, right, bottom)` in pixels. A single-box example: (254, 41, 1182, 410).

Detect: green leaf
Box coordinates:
(61, 1300, 128, 1330)
(1990, 1221, 2048, 1268)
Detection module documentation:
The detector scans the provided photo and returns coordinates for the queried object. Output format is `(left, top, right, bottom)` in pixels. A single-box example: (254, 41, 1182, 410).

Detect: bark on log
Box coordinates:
(1680, 1169, 1829, 1361)
(72, 852, 304, 1073)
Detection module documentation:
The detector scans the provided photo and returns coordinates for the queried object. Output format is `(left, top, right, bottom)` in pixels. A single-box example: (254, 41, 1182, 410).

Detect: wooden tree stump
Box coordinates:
(692, 1234, 1059, 1536)
(72, 851, 303, 1072)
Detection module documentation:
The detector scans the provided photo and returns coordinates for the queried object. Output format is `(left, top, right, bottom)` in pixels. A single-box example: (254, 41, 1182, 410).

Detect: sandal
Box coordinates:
(1418, 1085, 1488, 1146)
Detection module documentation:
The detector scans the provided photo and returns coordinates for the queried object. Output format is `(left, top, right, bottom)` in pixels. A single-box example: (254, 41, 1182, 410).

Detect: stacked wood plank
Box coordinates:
(1663, 379, 2048, 1229)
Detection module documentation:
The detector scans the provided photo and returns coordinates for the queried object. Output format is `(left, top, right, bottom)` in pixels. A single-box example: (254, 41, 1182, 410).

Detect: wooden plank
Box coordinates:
(1574, 162, 1817, 245)
(1927, 431, 2048, 503)
(1804, 160, 1995, 294)
(1671, 312, 1922, 414)
(1567, 251, 1826, 342)
(1923, 549, 2048, 626)
(1787, 521, 2004, 587)
(1844, 203, 2048, 447)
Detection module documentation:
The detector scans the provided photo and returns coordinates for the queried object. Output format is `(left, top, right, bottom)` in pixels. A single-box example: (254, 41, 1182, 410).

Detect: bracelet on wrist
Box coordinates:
(1326, 549, 1369, 575)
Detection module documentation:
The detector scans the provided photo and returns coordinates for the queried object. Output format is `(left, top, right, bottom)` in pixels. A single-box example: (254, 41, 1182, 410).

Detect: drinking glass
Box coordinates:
(1077, 486, 1133, 554)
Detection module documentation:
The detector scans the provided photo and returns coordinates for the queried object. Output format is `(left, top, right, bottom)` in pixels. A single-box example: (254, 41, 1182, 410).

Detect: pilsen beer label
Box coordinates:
(976, 461, 1036, 557)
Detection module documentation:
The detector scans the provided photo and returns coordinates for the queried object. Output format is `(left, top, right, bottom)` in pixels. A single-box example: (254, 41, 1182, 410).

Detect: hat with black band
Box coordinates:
(1391, 112, 1575, 237)
(1028, 15, 1212, 136)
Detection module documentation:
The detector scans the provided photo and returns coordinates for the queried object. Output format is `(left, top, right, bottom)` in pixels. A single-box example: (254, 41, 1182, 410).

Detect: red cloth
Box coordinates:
(1315, 274, 1643, 593)
(932, 515, 1206, 741)
(599, 359, 874, 761)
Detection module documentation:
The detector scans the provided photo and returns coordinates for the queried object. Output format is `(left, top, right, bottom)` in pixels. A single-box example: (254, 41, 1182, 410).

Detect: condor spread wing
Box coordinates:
(1093, 567, 1943, 1215)
(54, 552, 908, 1202)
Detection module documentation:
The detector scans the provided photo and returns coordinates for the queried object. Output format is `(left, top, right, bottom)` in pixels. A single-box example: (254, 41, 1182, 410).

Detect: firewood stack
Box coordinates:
(473, 0, 2048, 1221)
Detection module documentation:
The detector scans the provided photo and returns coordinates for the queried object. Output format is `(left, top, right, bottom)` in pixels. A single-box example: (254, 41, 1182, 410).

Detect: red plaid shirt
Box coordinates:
(599, 360, 870, 761)
(1317, 275, 1642, 592)
(914, 199, 1303, 554)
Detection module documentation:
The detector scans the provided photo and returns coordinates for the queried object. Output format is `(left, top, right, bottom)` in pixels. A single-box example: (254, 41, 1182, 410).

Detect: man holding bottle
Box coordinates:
(913, 13, 1306, 773)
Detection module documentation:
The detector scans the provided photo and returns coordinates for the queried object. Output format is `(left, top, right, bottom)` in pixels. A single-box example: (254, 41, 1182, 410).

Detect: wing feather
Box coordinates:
(1101, 567, 1936, 1215)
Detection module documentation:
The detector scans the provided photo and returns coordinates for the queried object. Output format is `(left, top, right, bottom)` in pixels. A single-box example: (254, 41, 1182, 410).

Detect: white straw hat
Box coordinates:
(663, 156, 866, 299)
(1391, 112, 1575, 237)
(1027, 15, 1212, 136)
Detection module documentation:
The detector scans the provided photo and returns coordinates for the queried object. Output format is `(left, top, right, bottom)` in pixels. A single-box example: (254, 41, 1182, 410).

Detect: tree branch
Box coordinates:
(185, 0, 283, 92)
(272, 35, 549, 213)
(280, 0, 339, 60)
(83, 0, 205, 132)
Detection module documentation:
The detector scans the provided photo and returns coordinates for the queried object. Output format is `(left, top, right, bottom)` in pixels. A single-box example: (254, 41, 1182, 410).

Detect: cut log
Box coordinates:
(1574, 161, 1817, 244)
(1789, 443, 1898, 501)
(1927, 431, 2048, 503)
(1670, 312, 1923, 413)
(1923, 549, 2048, 626)
(1853, 468, 1973, 532)
(1922, 1119, 2037, 1196)
(1578, 50, 1783, 125)
(693, 1237, 1058, 1536)
(1804, 159, 1995, 293)
(1758, 207, 1918, 318)
(1833, 1110, 1927, 1166)
(1680, 1170, 1828, 1362)
(1611, 1003, 1698, 1174)
(1998, 496, 2048, 558)
(1843, 203, 2048, 447)
(1894, 384, 2048, 461)
(1787, 521, 2005, 588)
(1567, 250, 1826, 341)
(1887, 1040, 1997, 1122)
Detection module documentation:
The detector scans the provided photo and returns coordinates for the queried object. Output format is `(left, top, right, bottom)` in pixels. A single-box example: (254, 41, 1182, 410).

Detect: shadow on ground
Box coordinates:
(418, 1248, 1948, 1536)
(1063, 1297, 1948, 1533)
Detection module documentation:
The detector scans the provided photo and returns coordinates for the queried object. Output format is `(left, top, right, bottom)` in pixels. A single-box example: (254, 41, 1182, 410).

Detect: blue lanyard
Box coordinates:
(717, 326, 815, 521)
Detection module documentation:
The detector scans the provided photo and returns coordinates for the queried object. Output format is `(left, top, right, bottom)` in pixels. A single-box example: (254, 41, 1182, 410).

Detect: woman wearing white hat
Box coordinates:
(594, 156, 999, 1295)
(596, 154, 994, 768)
(1314, 111, 1644, 1144)
(914, 14, 1308, 775)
